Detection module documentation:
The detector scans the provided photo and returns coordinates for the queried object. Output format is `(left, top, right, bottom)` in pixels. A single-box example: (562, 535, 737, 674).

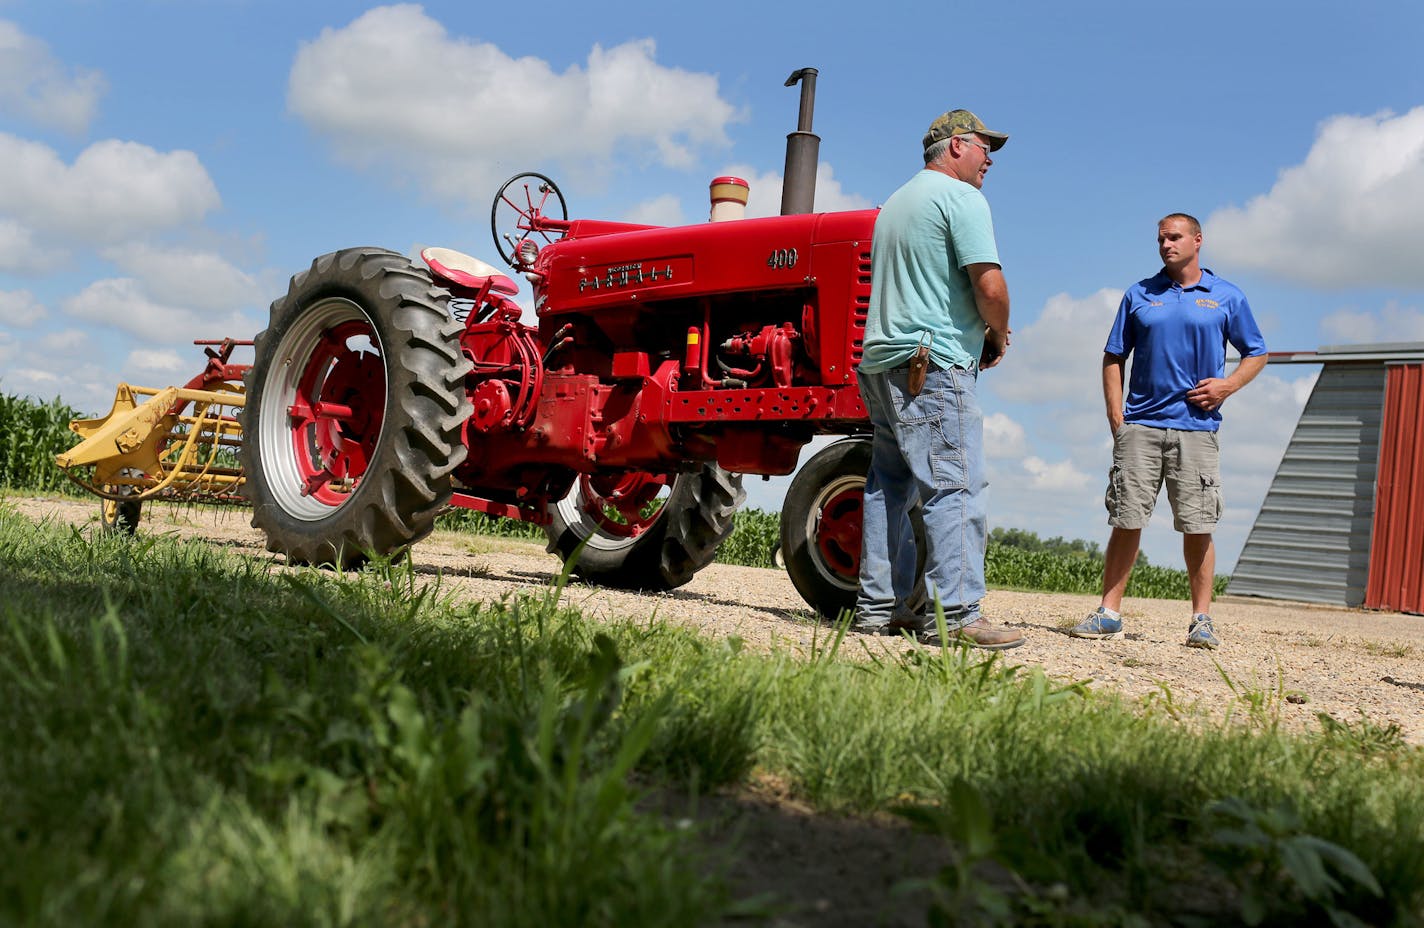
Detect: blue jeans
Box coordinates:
(856, 365, 987, 631)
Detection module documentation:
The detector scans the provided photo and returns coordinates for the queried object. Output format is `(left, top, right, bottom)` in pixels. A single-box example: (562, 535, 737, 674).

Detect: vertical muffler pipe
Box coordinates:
(780, 67, 820, 215)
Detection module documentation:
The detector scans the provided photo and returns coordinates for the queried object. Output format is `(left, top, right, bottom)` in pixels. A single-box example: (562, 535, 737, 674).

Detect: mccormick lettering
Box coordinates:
(578, 258, 687, 293)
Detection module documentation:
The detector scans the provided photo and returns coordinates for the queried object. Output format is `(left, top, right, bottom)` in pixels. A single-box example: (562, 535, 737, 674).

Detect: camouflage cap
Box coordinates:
(923, 109, 1009, 152)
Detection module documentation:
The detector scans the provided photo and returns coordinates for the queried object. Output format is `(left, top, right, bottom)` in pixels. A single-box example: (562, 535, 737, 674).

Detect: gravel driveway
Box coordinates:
(12, 494, 1424, 744)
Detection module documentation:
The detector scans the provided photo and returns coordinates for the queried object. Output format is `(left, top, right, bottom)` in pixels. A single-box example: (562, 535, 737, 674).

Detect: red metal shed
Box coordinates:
(1229, 343, 1424, 613)
(1365, 362, 1424, 614)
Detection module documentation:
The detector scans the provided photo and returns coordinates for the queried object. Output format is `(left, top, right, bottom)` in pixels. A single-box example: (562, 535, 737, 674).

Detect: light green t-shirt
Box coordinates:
(859, 169, 1000, 373)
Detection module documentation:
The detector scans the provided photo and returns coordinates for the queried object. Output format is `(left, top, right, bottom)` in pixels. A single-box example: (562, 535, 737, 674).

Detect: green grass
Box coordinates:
(2, 501, 1423, 926)
(0, 506, 727, 926)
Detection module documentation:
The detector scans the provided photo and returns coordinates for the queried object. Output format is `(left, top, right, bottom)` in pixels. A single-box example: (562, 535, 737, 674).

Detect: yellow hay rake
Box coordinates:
(53, 340, 252, 524)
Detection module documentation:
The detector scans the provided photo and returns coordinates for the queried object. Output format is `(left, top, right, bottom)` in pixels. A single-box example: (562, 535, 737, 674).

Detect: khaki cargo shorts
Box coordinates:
(1105, 423, 1222, 535)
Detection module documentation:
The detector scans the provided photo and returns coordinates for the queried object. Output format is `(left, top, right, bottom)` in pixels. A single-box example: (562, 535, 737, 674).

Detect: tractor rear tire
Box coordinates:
(545, 464, 745, 591)
(241, 248, 472, 568)
(781, 438, 926, 619)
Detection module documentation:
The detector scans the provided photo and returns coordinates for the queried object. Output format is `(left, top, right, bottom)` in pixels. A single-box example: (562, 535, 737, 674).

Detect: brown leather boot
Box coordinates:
(923, 617, 1025, 650)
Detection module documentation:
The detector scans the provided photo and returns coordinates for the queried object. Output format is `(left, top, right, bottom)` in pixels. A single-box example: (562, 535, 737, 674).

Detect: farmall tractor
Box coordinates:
(57, 69, 894, 618)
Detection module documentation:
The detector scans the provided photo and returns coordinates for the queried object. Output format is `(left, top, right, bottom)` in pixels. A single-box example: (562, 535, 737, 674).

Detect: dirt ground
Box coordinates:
(9, 493, 1424, 925)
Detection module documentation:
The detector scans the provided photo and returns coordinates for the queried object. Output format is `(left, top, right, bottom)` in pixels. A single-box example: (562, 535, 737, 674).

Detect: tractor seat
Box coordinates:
(421, 247, 519, 296)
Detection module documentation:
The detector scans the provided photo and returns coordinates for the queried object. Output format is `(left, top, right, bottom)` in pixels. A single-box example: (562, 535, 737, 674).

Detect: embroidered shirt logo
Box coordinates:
(1148, 301, 1164, 307)
(1196, 298, 1220, 309)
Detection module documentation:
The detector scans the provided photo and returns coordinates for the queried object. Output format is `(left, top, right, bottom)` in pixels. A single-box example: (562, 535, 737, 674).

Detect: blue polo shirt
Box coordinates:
(860, 170, 1000, 373)
(1105, 269, 1267, 431)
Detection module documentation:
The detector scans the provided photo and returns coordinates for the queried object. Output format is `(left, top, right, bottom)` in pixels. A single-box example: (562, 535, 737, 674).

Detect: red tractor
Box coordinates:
(64, 70, 889, 617)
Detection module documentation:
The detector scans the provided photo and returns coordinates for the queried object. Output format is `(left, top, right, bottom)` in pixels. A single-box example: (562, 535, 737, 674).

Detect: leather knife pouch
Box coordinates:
(907, 345, 930, 397)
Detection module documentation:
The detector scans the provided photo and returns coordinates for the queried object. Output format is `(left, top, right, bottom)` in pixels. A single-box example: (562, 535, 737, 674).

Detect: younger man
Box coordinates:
(1070, 214, 1267, 649)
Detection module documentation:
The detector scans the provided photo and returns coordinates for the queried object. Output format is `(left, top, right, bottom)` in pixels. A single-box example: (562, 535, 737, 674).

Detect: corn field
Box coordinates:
(0, 392, 84, 494)
(986, 542, 1223, 600)
(716, 508, 781, 569)
(435, 508, 546, 538)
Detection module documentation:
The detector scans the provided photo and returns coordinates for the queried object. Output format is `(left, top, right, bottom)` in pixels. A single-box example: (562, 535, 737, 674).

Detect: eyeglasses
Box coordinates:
(955, 135, 992, 157)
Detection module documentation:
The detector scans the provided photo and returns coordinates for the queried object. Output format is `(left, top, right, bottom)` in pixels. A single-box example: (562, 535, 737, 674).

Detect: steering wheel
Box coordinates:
(491, 172, 568, 267)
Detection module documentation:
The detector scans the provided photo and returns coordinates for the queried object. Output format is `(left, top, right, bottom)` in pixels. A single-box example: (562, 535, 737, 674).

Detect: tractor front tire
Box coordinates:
(241, 248, 472, 568)
(545, 464, 745, 591)
(780, 438, 926, 618)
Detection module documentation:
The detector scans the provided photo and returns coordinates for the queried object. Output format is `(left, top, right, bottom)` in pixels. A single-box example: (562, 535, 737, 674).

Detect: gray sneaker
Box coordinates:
(1186, 614, 1220, 649)
(1069, 607, 1124, 640)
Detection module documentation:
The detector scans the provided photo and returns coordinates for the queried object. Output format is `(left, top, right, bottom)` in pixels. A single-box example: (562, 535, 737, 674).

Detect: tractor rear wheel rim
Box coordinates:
(258, 297, 387, 519)
(808, 476, 863, 586)
(578, 472, 669, 538)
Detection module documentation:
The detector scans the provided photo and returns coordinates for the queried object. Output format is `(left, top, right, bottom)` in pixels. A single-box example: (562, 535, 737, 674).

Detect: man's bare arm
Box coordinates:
(967, 263, 1009, 333)
(1103, 352, 1126, 435)
(968, 263, 1010, 368)
(1186, 353, 1268, 412)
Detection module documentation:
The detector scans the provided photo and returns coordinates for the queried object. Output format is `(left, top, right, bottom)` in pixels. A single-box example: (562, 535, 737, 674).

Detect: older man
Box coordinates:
(854, 109, 1023, 650)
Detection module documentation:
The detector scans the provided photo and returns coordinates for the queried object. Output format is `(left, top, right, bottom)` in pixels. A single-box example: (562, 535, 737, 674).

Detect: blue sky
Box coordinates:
(3, 1, 1423, 572)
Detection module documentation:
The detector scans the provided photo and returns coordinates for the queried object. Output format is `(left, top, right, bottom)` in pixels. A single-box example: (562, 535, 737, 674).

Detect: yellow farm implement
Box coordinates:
(54, 340, 251, 531)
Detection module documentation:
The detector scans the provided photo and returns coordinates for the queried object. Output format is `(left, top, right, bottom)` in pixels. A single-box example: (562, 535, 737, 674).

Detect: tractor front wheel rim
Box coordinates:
(257, 298, 387, 520)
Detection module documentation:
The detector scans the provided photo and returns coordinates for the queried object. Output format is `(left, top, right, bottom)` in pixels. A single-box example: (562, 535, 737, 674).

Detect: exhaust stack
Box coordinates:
(779, 67, 820, 216)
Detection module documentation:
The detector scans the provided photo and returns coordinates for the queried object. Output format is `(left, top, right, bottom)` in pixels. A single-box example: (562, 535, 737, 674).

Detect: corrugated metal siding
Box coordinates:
(1227, 363, 1385, 605)
(1365, 364, 1424, 614)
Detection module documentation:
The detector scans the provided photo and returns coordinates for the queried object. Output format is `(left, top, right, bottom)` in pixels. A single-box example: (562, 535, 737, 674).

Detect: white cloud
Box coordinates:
(1319, 300, 1424, 344)
(616, 161, 874, 226)
(0, 324, 129, 409)
(723, 163, 873, 219)
(1206, 107, 1424, 288)
(0, 134, 220, 244)
(994, 288, 1122, 403)
(0, 288, 47, 327)
(101, 243, 265, 313)
(1021, 455, 1092, 491)
(623, 194, 685, 226)
(7, 367, 59, 387)
(61, 277, 258, 347)
(123, 348, 189, 378)
(1216, 369, 1317, 479)
(288, 5, 740, 203)
(983, 411, 1027, 459)
(0, 218, 56, 273)
(0, 20, 105, 133)
(38, 328, 88, 352)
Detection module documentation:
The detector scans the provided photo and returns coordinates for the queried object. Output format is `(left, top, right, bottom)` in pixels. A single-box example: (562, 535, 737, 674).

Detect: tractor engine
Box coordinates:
(451, 205, 877, 510)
